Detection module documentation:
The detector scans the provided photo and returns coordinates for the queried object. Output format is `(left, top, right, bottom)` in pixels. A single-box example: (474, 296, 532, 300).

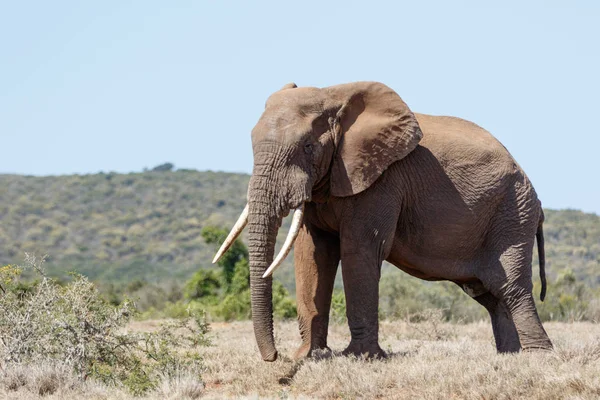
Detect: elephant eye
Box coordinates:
(304, 143, 313, 154)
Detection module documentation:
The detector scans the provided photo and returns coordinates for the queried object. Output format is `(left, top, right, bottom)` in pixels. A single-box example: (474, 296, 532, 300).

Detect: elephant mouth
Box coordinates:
(284, 199, 308, 215)
(261, 204, 305, 278)
(212, 202, 306, 278)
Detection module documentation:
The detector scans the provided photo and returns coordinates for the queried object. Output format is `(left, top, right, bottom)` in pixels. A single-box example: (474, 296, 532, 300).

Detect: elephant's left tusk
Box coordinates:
(262, 205, 304, 278)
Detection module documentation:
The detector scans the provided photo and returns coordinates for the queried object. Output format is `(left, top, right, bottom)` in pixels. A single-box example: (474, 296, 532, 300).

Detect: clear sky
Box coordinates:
(1, 1, 598, 213)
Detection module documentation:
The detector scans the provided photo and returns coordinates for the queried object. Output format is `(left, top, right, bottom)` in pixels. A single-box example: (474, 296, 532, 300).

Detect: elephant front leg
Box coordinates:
(294, 222, 340, 360)
(340, 246, 387, 359)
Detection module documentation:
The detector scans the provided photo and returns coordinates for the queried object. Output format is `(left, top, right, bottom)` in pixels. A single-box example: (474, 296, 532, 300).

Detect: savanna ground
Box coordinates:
(6, 318, 598, 399)
(197, 319, 600, 399)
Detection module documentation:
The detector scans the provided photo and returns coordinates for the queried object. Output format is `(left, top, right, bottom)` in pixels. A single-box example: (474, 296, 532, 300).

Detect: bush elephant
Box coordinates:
(214, 81, 553, 361)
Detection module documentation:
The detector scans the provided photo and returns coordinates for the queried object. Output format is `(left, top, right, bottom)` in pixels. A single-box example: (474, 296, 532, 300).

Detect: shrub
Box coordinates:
(191, 227, 297, 321)
(0, 254, 210, 396)
(273, 281, 297, 319)
(184, 269, 222, 300)
(201, 225, 248, 287)
(212, 257, 251, 320)
(215, 290, 252, 321)
(330, 289, 347, 324)
(535, 268, 599, 322)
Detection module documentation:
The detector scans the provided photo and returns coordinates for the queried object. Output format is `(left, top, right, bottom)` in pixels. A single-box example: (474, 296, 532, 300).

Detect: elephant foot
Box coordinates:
(496, 343, 521, 354)
(521, 343, 554, 353)
(342, 341, 387, 360)
(519, 335, 553, 352)
(293, 343, 332, 360)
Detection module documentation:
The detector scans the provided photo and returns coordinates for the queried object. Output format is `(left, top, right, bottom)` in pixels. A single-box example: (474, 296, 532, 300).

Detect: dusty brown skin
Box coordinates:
(243, 81, 552, 361)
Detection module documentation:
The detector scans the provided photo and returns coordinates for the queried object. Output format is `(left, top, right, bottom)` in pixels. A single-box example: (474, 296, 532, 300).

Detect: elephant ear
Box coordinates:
(325, 82, 423, 197)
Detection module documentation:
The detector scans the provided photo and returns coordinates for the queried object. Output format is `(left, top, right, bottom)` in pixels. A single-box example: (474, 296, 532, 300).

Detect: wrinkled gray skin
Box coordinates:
(245, 81, 552, 361)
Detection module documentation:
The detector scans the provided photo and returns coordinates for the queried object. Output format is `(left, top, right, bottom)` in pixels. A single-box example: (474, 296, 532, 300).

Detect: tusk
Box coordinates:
(212, 204, 249, 264)
(262, 204, 304, 278)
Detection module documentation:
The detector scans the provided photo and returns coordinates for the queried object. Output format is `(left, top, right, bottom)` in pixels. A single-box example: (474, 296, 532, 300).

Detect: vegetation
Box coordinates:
(3, 319, 600, 399)
(187, 319, 600, 399)
(1, 170, 597, 293)
(542, 209, 600, 285)
(0, 168, 598, 398)
(0, 169, 598, 323)
(378, 265, 600, 323)
(98, 226, 297, 322)
(177, 226, 296, 321)
(0, 255, 210, 397)
(0, 168, 259, 283)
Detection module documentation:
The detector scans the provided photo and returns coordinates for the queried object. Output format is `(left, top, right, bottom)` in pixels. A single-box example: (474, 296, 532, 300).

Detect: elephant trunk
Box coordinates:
(246, 142, 310, 361)
(247, 178, 283, 362)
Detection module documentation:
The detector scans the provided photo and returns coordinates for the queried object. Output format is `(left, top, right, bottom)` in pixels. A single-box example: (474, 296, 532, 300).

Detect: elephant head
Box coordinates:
(213, 81, 422, 361)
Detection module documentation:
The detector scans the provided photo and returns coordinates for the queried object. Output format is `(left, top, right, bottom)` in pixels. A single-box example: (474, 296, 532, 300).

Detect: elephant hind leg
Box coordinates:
(481, 246, 553, 351)
(497, 285, 552, 351)
(473, 292, 521, 353)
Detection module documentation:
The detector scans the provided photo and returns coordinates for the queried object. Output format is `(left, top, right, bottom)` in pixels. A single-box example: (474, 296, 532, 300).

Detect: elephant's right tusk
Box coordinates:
(212, 204, 249, 264)
(262, 205, 304, 278)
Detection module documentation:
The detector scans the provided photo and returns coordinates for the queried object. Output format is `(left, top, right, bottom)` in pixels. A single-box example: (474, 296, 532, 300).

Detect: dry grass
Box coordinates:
(0, 364, 205, 400)
(0, 362, 125, 400)
(2, 319, 599, 399)
(200, 320, 600, 399)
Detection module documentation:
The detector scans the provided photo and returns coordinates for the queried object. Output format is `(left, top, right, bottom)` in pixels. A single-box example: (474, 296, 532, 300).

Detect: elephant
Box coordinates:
(213, 81, 553, 361)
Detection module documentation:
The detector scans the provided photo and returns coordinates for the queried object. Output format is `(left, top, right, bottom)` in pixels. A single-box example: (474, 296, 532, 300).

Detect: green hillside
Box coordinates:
(0, 169, 598, 291)
(0, 169, 297, 286)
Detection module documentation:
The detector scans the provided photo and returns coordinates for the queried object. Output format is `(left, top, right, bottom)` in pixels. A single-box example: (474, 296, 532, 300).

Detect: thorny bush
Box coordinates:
(0, 254, 211, 396)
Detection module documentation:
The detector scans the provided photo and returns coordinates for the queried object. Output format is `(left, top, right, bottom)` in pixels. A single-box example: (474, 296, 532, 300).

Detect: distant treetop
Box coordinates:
(151, 163, 174, 172)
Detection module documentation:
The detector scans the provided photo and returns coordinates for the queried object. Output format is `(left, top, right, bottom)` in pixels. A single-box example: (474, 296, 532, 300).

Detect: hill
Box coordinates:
(0, 169, 297, 286)
(0, 170, 598, 290)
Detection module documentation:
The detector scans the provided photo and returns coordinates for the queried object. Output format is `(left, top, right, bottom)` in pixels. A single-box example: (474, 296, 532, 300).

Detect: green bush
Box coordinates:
(201, 226, 248, 287)
(213, 257, 251, 320)
(377, 264, 600, 323)
(378, 266, 485, 323)
(184, 269, 222, 300)
(215, 290, 252, 321)
(535, 268, 599, 322)
(273, 281, 297, 319)
(330, 289, 347, 324)
(183, 227, 297, 321)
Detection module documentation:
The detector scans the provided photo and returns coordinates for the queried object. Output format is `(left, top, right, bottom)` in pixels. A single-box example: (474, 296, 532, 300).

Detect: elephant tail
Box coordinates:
(537, 214, 547, 302)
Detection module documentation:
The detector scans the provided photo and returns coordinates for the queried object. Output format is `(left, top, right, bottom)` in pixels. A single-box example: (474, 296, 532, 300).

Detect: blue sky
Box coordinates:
(1, 1, 598, 213)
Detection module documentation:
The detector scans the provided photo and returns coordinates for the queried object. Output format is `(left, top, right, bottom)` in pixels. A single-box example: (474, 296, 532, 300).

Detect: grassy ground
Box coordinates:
(2, 319, 600, 399)
(198, 319, 600, 399)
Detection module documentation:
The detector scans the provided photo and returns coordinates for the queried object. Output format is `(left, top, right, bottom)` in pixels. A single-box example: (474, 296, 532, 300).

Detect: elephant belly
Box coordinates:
(386, 242, 480, 282)
(387, 191, 495, 282)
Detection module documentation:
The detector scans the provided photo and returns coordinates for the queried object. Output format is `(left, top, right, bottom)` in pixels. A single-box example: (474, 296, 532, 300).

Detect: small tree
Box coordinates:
(188, 226, 296, 321)
(201, 226, 248, 288)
